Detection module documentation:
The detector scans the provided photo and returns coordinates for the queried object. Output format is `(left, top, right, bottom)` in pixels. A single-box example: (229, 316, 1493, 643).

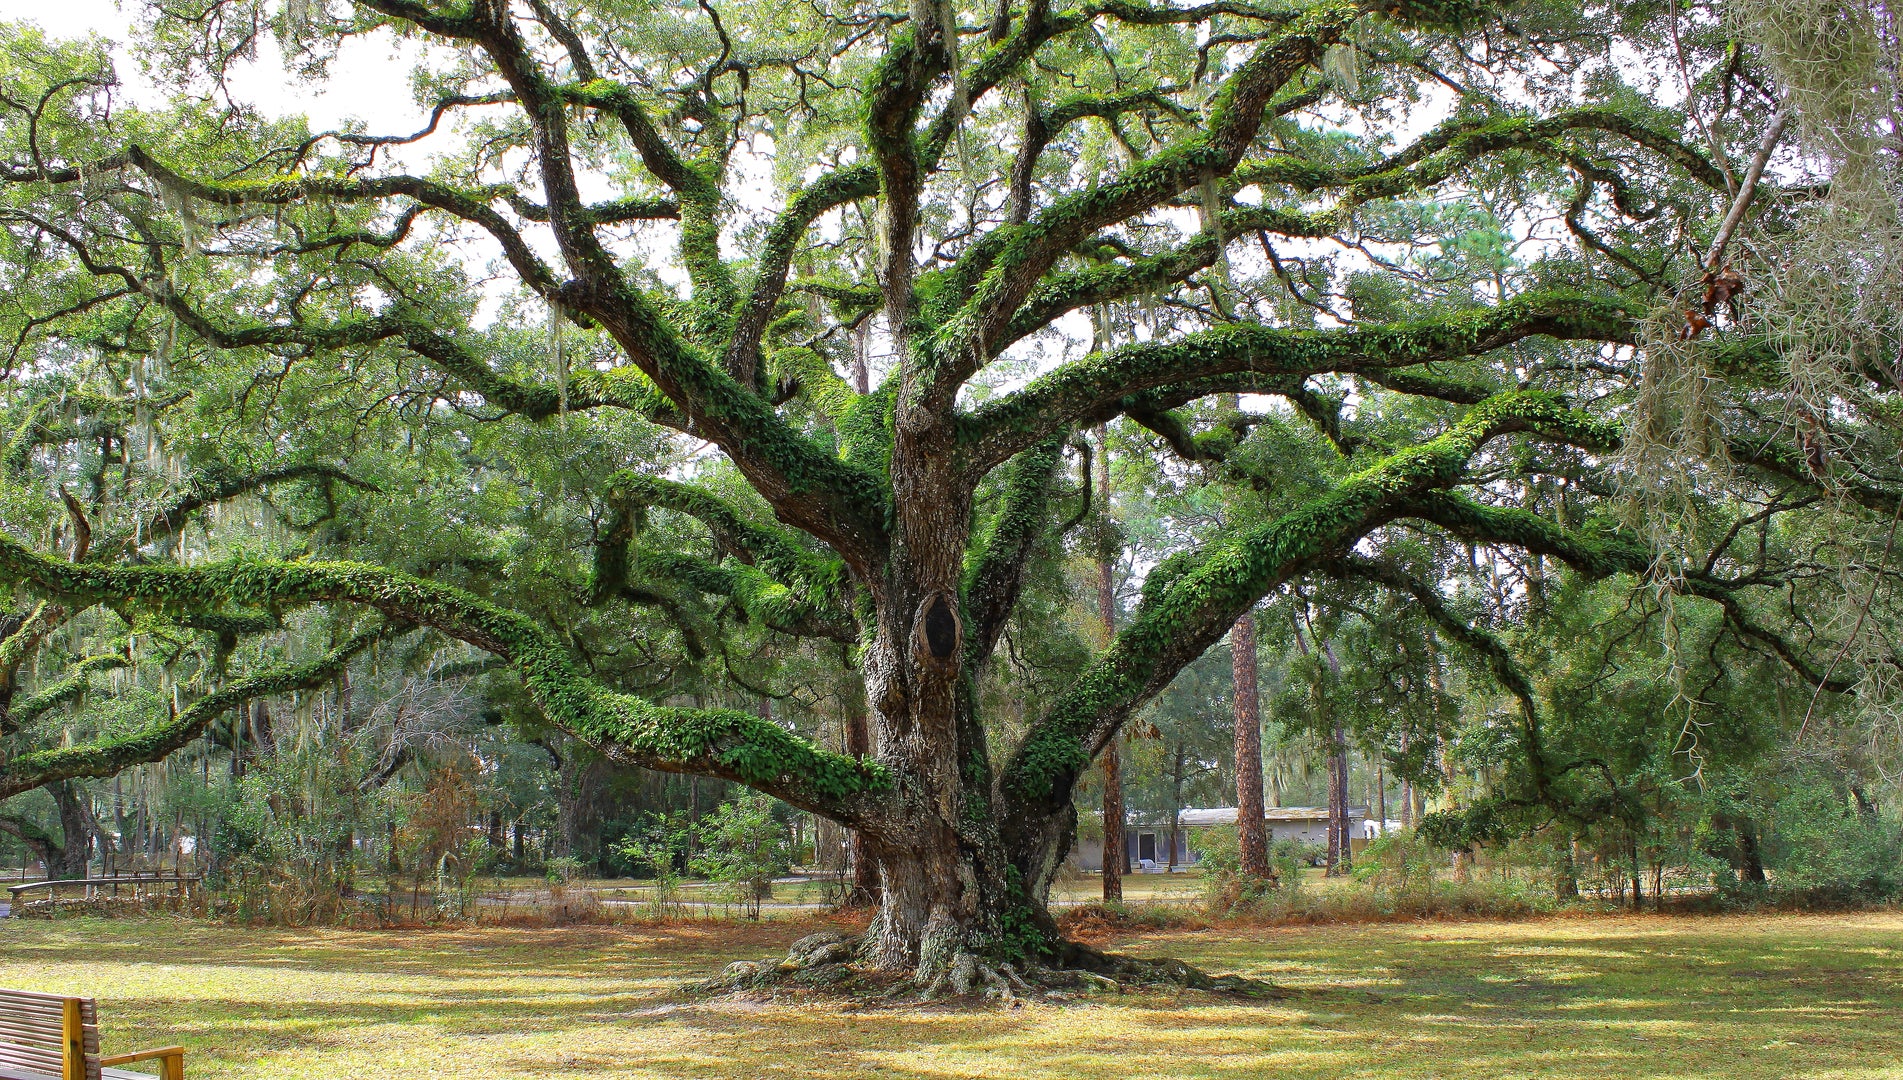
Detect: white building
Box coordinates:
(1068, 806, 1369, 872)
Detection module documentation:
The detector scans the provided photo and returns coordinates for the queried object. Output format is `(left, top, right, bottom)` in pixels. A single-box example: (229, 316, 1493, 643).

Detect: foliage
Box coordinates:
(610, 813, 693, 919)
(688, 793, 790, 919)
(0, 0, 1897, 977)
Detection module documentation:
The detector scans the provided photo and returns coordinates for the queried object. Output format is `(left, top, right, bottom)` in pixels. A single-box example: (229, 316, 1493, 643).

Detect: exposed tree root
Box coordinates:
(683, 931, 1285, 1005)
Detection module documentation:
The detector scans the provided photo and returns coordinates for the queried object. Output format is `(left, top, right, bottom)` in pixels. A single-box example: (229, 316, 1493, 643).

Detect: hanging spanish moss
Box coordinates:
(1725, 0, 1903, 763)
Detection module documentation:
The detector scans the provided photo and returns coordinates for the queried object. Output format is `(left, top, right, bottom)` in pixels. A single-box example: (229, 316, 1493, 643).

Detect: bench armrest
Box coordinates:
(98, 1046, 183, 1080)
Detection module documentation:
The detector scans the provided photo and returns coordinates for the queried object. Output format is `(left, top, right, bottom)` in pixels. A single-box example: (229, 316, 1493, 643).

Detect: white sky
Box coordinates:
(0, 0, 430, 132)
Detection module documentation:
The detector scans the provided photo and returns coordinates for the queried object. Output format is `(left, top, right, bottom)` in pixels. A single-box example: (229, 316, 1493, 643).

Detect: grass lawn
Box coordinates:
(2, 911, 1900, 1078)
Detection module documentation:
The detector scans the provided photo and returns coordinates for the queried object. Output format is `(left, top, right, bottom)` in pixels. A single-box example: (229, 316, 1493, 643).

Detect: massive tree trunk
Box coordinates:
(852, 392, 1008, 971)
(1232, 613, 1270, 879)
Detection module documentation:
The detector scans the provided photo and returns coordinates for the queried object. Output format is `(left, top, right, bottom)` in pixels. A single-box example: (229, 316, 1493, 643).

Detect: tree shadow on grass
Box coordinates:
(2, 914, 1900, 1079)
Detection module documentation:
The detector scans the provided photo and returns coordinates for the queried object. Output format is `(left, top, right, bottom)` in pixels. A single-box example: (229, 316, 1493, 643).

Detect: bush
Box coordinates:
(610, 814, 691, 920)
(1761, 784, 1903, 902)
(690, 793, 790, 919)
(1196, 826, 1310, 915)
(1352, 832, 1444, 891)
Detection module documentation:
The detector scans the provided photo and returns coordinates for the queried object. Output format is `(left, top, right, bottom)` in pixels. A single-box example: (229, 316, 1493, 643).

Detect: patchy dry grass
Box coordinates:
(2, 912, 1900, 1078)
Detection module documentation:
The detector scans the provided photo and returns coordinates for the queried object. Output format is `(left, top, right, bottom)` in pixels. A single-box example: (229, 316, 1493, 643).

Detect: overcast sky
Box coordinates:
(0, 0, 429, 134)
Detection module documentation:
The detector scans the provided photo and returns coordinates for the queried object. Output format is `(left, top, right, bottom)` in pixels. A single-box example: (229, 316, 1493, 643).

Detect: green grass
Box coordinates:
(2, 912, 1900, 1078)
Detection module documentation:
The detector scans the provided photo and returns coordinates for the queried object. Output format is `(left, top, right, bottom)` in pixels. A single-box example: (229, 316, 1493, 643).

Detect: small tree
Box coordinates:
(613, 813, 692, 920)
(692, 794, 790, 920)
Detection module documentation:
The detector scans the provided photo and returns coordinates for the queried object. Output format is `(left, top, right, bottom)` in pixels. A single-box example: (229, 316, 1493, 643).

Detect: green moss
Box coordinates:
(965, 290, 1636, 466)
(1, 629, 383, 800)
(8, 654, 126, 728)
(1001, 391, 1614, 809)
(0, 533, 888, 810)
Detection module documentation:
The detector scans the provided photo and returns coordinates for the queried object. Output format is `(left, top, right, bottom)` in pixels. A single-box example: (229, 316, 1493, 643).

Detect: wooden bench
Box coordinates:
(0, 989, 183, 1080)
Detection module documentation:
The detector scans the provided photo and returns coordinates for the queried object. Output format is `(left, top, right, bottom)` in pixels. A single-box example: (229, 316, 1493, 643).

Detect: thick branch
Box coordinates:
(998, 391, 1606, 824)
(964, 291, 1635, 473)
(0, 533, 889, 818)
(5, 654, 127, 734)
(1398, 491, 1856, 693)
(0, 628, 389, 801)
(963, 440, 1065, 663)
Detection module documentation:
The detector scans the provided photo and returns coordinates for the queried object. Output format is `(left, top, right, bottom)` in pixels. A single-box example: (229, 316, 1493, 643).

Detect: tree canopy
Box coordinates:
(1, 0, 1896, 990)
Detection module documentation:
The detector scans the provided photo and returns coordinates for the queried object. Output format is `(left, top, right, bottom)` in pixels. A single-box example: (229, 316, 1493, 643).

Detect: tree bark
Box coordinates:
(1095, 423, 1124, 903)
(1556, 838, 1580, 899)
(1167, 752, 1182, 873)
(1101, 741, 1125, 900)
(843, 707, 878, 907)
(1231, 613, 1269, 878)
(849, 336, 1009, 973)
(46, 781, 93, 879)
(1375, 756, 1386, 835)
(1739, 825, 1767, 885)
(1325, 724, 1346, 875)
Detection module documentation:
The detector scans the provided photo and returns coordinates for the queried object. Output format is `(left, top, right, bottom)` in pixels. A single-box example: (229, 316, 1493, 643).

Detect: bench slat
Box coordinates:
(0, 1019, 65, 1041)
(0, 993, 102, 1080)
(0, 1003, 66, 1018)
(0, 1049, 62, 1075)
(0, 994, 68, 1011)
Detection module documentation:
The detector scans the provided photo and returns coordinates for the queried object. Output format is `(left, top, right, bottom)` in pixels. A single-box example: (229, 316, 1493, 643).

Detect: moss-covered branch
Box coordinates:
(601, 471, 846, 595)
(1233, 108, 1729, 204)
(996, 203, 1339, 354)
(1326, 555, 1552, 796)
(634, 550, 857, 643)
(98, 463, 377, 559)
(5, 654, 127, 734)
(1726, 430, 1903, 517)
(123, 146, 563, 297)
(0, 533, 890, 817)
(924, 3, 1353, 410)
(998, 391, 1604, 836)
(0, 627, 390, 801)
(963, 440, 1066, 664)
(964, 291, 1636, 473)
(723, 164, 879, 389)
(1397, 491, 1856, 693)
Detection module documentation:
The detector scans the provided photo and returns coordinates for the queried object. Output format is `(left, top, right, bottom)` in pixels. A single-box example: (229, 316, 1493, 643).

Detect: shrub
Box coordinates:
(611, 814, 692, 920)
(1762, 784, 1903, 902)
(690, 793, 790, 919)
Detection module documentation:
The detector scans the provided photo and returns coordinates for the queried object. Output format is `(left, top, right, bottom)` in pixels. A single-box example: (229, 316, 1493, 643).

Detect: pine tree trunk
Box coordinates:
(1375, 757, 1386, 834)
(1325, 725, 1345, 876)
(1333, 724, 1350, 872)
(1095, 423, 1124, 903)
(1231, 613, 1269, 878)
(1102, 741, 1125, 900)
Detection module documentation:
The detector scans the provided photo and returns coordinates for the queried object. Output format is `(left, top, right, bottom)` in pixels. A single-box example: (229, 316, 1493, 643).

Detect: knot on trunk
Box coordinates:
(912, 590, 963, 669)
